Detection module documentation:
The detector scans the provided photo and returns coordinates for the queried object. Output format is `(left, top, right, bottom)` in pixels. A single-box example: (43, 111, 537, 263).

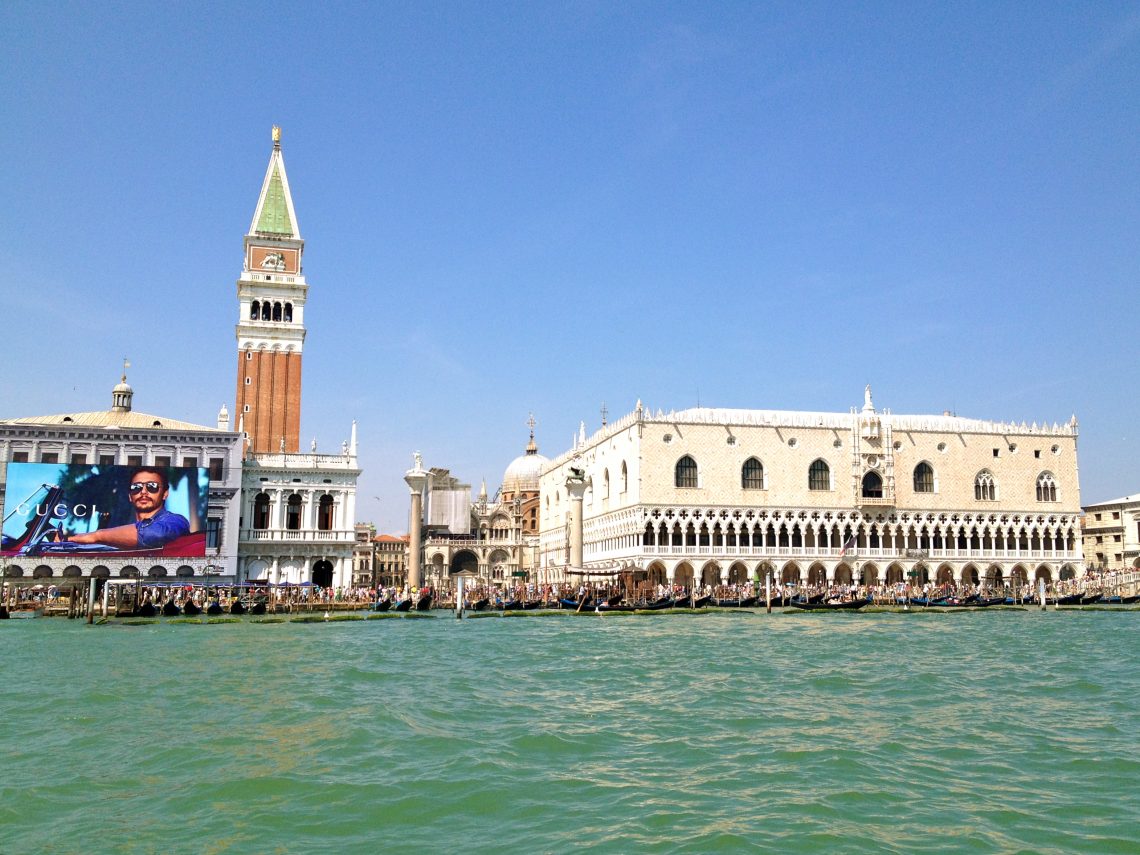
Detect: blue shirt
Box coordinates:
(135, 507, 190, 548)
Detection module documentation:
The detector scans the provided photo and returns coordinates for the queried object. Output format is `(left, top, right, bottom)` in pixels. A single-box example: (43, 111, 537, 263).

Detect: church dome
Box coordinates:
(502, 423, 548, 494)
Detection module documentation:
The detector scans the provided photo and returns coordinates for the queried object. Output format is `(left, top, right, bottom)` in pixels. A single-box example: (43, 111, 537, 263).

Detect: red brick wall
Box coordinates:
(236, 349, 303, 454)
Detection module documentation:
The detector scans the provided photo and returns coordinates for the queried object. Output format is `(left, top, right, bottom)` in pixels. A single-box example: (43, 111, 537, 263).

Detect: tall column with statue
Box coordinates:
(565, 466, 588, 572)
(405, 452, 428, 589)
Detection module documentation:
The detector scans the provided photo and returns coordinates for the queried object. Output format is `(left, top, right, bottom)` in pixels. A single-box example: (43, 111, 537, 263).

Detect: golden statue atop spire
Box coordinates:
(272, 125, 281, 147)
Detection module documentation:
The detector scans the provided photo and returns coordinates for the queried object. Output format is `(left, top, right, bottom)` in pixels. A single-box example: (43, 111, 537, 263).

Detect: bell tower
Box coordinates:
(235, 126, 307, 455)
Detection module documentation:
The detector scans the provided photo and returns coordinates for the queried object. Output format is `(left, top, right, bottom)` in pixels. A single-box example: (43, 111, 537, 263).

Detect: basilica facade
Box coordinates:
(537, 389, 1085, 589)
(404, 425, 547, 589)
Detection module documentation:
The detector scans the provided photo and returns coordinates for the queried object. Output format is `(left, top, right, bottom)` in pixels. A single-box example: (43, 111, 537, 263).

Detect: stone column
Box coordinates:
(405, 453, 428, 590)
(566, 473, 588, 572)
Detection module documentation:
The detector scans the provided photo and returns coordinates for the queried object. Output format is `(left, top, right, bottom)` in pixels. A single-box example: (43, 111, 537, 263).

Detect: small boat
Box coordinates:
(230, 600, 247, 615)
(790, 597, 871, 611)
(250, 601, 267, 615)
(206, 601, 224, 616)
(373, 599, 392, 612)
(162, 600, 181, 617)
(182, 601, 202, 616)
(135, 602, 158, 617)
(392, 598, 412, 612)
(499, 599, 523, 610)
(414, 591, 433, 611)
(692, 595, 712, 609)
(1080, 593, 1103, 605)
(1047, 593, 1084, 606)
(469, 598, 489, 612)
(597, 596, 674, 613)
(521, 599, 544, 610)
(9, 608, 44, 619)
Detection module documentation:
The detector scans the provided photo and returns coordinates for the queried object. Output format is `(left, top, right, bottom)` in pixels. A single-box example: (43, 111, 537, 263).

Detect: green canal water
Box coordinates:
(2, 609, 1138, 854)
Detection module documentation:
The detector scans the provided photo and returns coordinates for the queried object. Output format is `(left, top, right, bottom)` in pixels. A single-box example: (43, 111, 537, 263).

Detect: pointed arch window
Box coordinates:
(809, 459, 831, 491)
(284, 302, 293, 322)
(1036, 472, 1058, 502)
(253, 492, 271, 530)
(914, 462, 935, 493)
(250, 302, 260, 320)
(675, 455, 698, 489)
(603, 469, 610, 499)
(861, 471, 883, 498)
(621, 461, 628, 493)
(317, 495, 335, 531)
(742, 457, 765, 489)
(272, 302, 282, 322)
(975, 471, 996, 501)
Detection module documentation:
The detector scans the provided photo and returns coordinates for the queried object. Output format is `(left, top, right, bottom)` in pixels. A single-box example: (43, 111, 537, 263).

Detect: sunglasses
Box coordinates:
(129, 481, 163, 495)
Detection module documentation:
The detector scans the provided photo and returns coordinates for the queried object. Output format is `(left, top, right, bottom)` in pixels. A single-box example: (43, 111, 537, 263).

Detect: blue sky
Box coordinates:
(2, 2, 1138, 531)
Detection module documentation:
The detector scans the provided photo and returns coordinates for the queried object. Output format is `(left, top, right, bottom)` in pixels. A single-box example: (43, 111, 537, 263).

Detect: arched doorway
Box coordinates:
(781, 563, 801, 585)
(1010, 566, 1029, 587)
(833, 564, 853, 585)
(646, 562, 667, 586)
(936, 564, 954, 585)
(807, 563, 827, 586)
(1034, 565, 1052, 583)
(961, 565, 979, 586)
(312, 560, 334, 588)
(727, 562, 749, 585)
(673, 562, 694, 588)
(860, 563, 879, 586)
(700, 562, 720, 586)
(451, 550, 479, 576)
(886, 564, 904, 585)
(985, 565, 1003, 587)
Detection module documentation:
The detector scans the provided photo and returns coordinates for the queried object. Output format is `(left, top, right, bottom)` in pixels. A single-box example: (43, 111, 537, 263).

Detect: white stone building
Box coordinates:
(538, 388, 1084, 589)
(1081, 495, 1140, 572)
(0, 375, 243, 582)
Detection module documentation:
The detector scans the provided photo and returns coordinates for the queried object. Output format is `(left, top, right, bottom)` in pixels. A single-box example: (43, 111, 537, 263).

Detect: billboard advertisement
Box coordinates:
(2, 463, 208, 558)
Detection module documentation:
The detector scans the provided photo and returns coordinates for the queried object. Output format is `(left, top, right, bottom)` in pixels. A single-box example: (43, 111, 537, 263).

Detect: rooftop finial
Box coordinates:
(863, 384, 874, 413)
(272, 125, 281, 148)
(526, 413, 538, 455)
(122, 357, 130, 383)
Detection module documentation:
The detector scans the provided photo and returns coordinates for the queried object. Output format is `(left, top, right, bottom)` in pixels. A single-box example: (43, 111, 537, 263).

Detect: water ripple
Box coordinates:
(0, 612, 1137, 852)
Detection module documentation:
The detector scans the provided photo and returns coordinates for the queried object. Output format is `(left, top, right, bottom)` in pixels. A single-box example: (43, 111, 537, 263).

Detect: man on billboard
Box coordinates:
(63, 467, 190, 550)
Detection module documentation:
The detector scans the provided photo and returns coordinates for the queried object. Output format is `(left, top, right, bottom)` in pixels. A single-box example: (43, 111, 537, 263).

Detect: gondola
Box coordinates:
(182, 601, 202, 616)
(135, 602, 157, 617)
(373, 599, 392, 612)
(789, 597, 871, 611)
(162, 600, 180, 617)
(692, 594, 712, 609)
(521, 599, 544, 610)
(414, 592, 433, 611)
(1080, 593, 1103, 605)
(597, 596, 674, 613)
(230, 599, 247, 615)
(392, 598, 412, 612)
(206, 601, 224, 616)
(469, 598, 489, 612)
(499, 599, 523, 610)
(250, 601, 267, 615)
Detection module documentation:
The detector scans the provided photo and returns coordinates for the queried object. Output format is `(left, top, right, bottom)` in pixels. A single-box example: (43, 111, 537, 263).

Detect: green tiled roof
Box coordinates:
(256, 165, 293, 235)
